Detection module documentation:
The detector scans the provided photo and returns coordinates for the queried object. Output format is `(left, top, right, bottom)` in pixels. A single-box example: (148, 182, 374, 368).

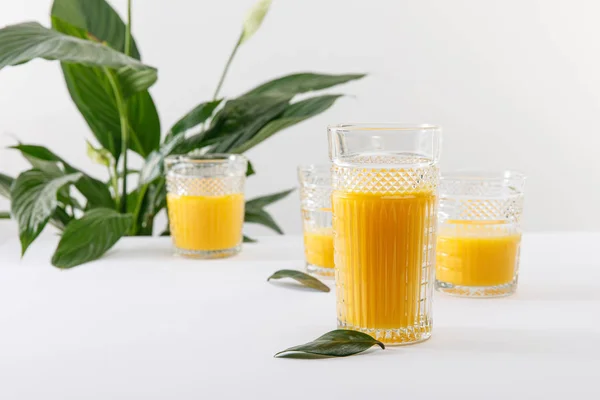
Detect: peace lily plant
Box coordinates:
(0, 0, 364, 268)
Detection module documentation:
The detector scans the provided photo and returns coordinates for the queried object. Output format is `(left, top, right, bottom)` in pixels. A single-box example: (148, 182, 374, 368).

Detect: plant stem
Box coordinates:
(212, 35, 242, 100)
(109, 164, 120, 210)
(131, 184, 148, 235)
(104, 68, 129, 213)
(125, 0, 133, 57)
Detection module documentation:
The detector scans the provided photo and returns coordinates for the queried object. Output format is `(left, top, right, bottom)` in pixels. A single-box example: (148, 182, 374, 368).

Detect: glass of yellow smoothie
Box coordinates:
(298, 164, 334, 278)
(328, 124, 442, 345)
(436, 171, 526, 297)
(164, 154, 247, 259)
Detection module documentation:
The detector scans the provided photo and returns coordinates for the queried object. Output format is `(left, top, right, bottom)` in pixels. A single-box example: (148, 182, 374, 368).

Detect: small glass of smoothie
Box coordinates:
(298, 164, 334, 278)
(164, 154, 247, 259)
(328, 124, 442, 345)
(436, 171, 526, 297)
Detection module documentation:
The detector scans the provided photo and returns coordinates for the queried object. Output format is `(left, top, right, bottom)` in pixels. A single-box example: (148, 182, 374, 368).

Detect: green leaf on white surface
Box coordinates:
(267, 269, 330, 293)
(51, 208, 133, 269)
(275, 330, 384, 358)
(10, 170, 82, 255)
(0, 211, 10, 219)
(240, 0, 272, 45)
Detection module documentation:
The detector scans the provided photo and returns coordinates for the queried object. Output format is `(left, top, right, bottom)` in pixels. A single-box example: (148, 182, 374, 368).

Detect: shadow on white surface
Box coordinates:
(267, 280, 333, 293)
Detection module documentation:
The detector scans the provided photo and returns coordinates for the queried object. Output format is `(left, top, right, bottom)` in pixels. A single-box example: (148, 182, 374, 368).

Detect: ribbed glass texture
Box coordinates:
(298, 165, 334, 278)
(164, 154, 247, 259)
(328, 124, 441, 345)
(436, 171, 525, 297)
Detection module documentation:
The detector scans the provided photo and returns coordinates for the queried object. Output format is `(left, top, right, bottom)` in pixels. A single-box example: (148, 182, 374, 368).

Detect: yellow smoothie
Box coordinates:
(303, 229, 334, 269)
(167, 193, 244, 251)
(332, 189, 436, 343)
(436, 222, 520, 287)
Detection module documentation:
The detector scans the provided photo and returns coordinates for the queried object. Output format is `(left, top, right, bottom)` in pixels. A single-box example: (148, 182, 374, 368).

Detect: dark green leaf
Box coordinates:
(10, 144, 113, 209)
(167, 100, 222, 139)
(0, 211, 10, 219)
(178, 94, 291, 154)
(11, 170, 82, 255)
(160, 226, 170, 236)
(51, 208, 133, 269)
(246, 161, 255, 177)
(233, 95, 343, 153)
(243, 235, 257, 243)
(0, 22, 156, 94)
(267, 269, 330, 292)
(50, 7, 160, 158)
(51, 0, 141, 59)
(243, 73, 365, 97)
(245, 208, 283, 234)
(245, 188, 295, 211)
(127, 90, 161, 156)
(0, 173, 14, 199)
(275, 329, 385, 358)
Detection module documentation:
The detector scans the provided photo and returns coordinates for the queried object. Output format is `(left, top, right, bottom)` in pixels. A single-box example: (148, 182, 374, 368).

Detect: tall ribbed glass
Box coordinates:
(328, 124, 441, 345)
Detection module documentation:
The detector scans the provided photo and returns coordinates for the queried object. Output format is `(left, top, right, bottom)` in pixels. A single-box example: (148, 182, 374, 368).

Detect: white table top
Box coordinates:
(1, 232, 599, 399)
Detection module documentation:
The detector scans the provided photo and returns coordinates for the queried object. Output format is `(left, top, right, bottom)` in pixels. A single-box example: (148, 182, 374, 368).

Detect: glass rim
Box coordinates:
(164, 153, 247, 166)
(328, 123, 441, 132)
(441, 170, 526, 183)
(297, 163, 331, 172)
(297, 163, 332, 188)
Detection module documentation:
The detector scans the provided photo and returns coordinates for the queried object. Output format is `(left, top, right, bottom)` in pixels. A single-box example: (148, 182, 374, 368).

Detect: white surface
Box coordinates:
(1, 0, 600, 233)
(0, 233, 599, 399)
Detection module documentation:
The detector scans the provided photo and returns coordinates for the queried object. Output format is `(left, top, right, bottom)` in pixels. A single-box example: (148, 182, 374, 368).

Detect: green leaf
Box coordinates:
(11, 170, 82, 255)
(240, 0, 272, 45)
(167, 100, 222, 139)
(245, 188, 295, 211)
(245, 208, 284, 234)
(0, 22, 156, 93)
(51, 208, 133, 269)
(243, 73, 365, 97)
(50, 4, 160, 158)
(0, 173, 14, 199)
(10, 144, 113, 209)
(180, 94, 291, 154)
(86, 140, 112, 167)
(0, 211, 10, 219)
(127, 90, 161, 157)
(234, 95, 343, 153)
(243, 235, 257, 243)
(275, 330, 385, 358)
(267, 269, 330, 292)
(246, 161, 255, 177)
(51, 0, 141, 60)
